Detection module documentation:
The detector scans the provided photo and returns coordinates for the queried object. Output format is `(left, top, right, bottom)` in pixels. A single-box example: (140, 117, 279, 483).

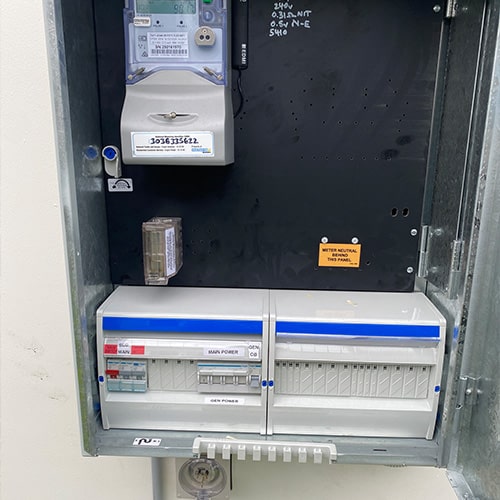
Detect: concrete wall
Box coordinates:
(0, 1, 457, 498)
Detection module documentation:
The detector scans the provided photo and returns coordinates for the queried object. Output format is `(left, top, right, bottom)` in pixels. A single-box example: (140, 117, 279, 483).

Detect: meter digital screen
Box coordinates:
(136, 0, 196, 15)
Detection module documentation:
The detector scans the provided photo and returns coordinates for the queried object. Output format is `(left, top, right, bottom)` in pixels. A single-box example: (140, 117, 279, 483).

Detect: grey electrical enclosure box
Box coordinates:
(46, 0, 500, 498)
(97, 287, 445, 439)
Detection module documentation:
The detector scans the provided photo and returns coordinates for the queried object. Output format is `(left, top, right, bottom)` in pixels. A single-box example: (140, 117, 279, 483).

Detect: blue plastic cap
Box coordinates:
(434, 385, 440, 392)
(98, 375, 105, 383)
(103, 146, 117, 160)
(261, 380, 267, 387)
(84, 145, 99, 160)
(268, 380, 274, 387)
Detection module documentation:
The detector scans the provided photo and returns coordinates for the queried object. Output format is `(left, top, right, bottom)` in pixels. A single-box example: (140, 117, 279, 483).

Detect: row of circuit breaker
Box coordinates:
(105, 359, 262, 394)
(105, 358, 432, 400)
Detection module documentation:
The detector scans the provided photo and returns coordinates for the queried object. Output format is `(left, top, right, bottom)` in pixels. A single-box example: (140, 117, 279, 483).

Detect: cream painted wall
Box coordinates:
(0, 2, 152, 499)
(0, 2, 457, 499)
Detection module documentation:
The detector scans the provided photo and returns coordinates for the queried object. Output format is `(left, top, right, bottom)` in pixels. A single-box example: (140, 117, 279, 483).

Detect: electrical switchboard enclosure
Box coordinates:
(120, 0, 233, 165)
(46, 0, 500, 497)
(97, 286, 444, 440)
(97, 286, 268, 433)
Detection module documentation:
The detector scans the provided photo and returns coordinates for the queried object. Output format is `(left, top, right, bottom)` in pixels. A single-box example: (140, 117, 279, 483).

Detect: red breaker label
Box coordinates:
(104, 344, 118, 354)
(104, 343, 145, 355)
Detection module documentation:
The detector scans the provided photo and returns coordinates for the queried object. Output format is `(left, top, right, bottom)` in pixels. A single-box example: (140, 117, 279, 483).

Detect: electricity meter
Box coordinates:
(121, 0, 234, 165)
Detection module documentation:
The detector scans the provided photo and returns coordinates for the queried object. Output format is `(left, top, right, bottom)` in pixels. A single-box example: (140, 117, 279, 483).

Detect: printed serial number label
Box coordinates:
(132, 132, 214, 157)
(204, 347, 245, 357)
(133, 438, 162, 447)
(147, 32, 188, 58)
(134, 16, 151, 27)
(205, 397, 245, 405)
(165, 227, 176, 276)
(318, 243, 361, 268)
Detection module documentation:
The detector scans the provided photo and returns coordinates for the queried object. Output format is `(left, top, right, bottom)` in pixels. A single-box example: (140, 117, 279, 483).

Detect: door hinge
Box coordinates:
(447, 239, 464, 298)
(417, 225, 430, 278)
(457, 376, 481, 408)
(445, 0, 459, 18)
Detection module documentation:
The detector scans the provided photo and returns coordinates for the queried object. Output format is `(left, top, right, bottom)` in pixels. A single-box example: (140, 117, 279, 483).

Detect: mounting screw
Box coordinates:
(433, 5, 441, 12)
(410, 229, 418, 236)
(351, 237, 359, 244)
(321, 237, 328, 244)
(407, 266, 414, 274)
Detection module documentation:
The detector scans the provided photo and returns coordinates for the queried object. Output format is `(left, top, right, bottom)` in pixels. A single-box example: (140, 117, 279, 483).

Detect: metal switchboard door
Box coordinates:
(445, 19, 500, 499)
(431, 2, 500, 497)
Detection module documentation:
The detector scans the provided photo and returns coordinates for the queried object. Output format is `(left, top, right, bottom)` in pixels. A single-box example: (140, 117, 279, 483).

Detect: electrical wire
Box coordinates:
(233, 69, 245, 118)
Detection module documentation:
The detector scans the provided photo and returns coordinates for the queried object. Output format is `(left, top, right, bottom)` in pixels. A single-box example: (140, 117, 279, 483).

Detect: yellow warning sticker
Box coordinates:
(318, 243, 361, 268)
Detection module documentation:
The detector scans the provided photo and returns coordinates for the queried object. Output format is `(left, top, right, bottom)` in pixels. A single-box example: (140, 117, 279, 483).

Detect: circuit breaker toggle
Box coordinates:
(197, 364, 262, 393)
(106, 359, 147, 392)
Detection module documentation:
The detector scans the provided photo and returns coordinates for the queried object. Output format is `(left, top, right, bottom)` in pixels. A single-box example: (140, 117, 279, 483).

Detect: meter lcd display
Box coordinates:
(136, 0, 196, 14)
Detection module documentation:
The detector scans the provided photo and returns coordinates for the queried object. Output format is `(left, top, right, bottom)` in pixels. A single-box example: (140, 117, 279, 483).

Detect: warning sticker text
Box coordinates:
(318, 243, 361, 268)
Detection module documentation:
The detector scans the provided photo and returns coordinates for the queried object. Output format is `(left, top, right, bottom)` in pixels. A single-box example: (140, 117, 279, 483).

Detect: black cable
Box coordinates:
(233, 69, 245, 118)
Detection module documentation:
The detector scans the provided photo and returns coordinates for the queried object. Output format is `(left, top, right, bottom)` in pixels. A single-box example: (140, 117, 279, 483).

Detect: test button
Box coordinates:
(203, 10, 214, 22)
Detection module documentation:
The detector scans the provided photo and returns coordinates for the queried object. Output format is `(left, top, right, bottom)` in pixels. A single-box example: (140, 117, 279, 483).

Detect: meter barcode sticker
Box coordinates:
(164, 227, 176, 276)
(132, 132, 214, 157)
(147, 32, 188, 58)
(205, 397, 245, 405)
(133, 438, 162, 447)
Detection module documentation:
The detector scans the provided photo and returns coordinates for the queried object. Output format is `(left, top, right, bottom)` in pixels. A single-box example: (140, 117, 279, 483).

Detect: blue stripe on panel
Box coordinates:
(275, 321, 439, 339)
(103, 316, 263, 334)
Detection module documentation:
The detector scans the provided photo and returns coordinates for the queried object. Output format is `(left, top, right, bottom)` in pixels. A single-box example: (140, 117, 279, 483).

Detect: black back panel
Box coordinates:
(95, 0, 442, 291)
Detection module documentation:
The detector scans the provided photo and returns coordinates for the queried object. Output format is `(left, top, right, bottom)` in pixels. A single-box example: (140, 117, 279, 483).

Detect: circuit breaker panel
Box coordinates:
(268, 291, 445, 439)
(97, 287, 269, 433)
